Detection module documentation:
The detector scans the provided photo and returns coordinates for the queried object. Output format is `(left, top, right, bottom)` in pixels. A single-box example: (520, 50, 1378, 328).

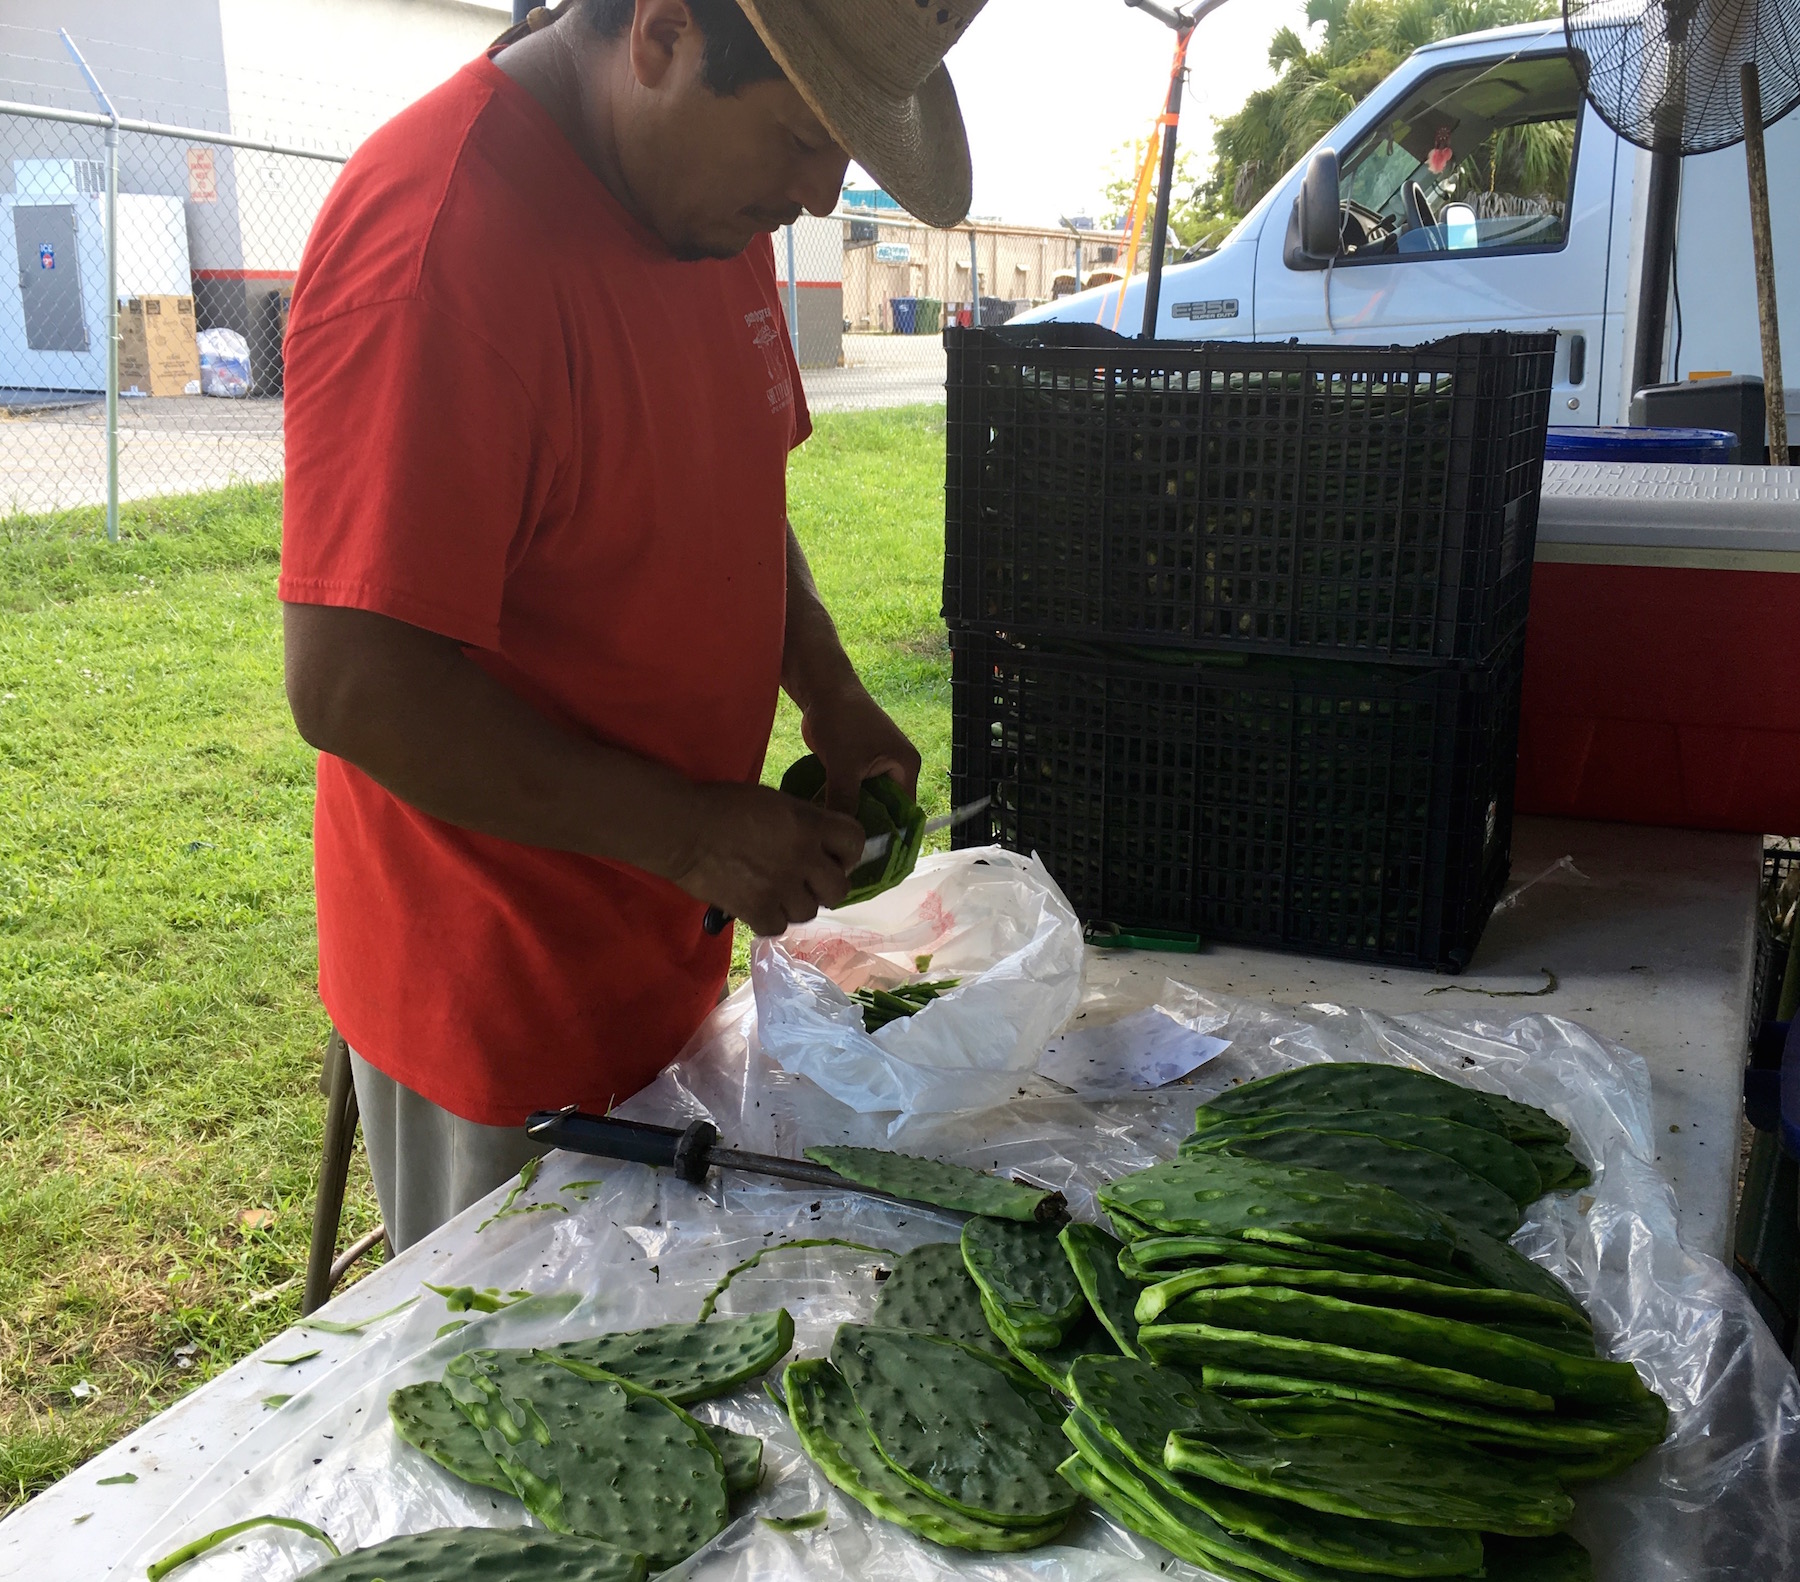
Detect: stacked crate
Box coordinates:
(944, 323, 1556, 971)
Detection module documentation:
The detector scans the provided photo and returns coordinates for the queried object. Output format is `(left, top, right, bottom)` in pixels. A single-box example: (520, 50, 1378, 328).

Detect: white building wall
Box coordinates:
(219, 0, 508, 274)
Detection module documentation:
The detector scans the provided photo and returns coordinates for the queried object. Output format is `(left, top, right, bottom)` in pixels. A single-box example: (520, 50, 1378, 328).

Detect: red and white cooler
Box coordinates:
(1517, 461, 1800, 834)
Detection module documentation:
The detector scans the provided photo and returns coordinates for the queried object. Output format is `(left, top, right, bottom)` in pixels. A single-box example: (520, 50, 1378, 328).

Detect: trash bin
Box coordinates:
(1545, 425, 1738, 464)
(889, 297, 918, 335)
(915, 298, 942, 335)
(979, 296, 1013, 327)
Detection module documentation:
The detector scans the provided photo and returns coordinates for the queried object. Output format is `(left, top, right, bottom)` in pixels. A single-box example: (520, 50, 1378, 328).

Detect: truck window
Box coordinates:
(1335, 52, 1581, 260)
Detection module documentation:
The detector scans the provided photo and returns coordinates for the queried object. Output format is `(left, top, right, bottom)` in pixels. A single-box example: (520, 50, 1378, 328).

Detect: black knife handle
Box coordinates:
(702, 907, 731, 935)
(525, 1109, 718, 1183)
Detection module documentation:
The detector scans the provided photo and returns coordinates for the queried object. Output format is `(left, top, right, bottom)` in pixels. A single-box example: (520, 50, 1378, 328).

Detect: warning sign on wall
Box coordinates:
(186, 147, 217, 204)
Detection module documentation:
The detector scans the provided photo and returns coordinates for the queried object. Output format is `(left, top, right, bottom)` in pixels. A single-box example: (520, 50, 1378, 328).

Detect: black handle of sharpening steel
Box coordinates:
(525, 1110, 720, 1183)
(703, 906, 731, 935)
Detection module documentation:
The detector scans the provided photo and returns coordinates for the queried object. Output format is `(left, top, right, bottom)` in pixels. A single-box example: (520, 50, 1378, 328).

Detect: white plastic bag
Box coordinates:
(197, 326, 251, 397)
(751, 846, 1083, 1119)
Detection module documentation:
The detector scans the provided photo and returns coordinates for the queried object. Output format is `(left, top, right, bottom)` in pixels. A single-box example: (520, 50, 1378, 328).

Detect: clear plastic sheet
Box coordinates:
(113, 902, 1800, 1582)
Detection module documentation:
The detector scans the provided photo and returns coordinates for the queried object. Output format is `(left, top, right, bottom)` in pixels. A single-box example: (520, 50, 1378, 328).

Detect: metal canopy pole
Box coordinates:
(61, 31, 120, 542)
(1124, 0, 1232, 340)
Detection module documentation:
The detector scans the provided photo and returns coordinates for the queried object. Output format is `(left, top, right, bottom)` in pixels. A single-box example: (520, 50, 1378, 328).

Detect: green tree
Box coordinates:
(1153, 0, 1559, 248)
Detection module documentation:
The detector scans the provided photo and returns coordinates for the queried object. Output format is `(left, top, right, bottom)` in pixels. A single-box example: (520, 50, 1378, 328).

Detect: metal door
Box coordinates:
(13, 203, 89, 352)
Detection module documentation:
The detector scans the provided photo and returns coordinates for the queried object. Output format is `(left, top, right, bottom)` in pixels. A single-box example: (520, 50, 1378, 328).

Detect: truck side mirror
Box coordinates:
(1284, 148, 1343, 270)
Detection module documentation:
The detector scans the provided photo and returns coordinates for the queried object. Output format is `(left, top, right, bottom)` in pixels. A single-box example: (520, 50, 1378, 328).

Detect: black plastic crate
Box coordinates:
(950, 630, 1523, 971)
(944, 324, 1555, 665)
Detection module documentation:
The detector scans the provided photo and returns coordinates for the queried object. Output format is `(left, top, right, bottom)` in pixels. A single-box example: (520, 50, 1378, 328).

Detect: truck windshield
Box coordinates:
(1338, 51, 1582, 258)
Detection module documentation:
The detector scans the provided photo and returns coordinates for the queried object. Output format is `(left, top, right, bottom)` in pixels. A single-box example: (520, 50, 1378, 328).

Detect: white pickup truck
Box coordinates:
(1021, 17, 1798, 429)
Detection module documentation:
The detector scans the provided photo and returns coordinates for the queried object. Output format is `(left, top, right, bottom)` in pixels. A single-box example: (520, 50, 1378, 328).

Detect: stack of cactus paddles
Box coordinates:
(780, 1063, 1665, 1581)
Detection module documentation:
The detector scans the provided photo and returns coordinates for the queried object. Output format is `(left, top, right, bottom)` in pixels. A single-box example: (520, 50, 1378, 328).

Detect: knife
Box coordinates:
(701, 795, 991, 936)
(524, 1108, 1068, 1224)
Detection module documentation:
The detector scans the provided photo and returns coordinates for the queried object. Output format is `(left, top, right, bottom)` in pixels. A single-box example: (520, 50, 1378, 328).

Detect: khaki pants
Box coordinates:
(349, 1048, 549, 1253)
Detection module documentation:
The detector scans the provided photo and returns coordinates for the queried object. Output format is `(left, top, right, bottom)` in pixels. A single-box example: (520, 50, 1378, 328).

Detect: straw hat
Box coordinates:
(736, 0, 988, 227)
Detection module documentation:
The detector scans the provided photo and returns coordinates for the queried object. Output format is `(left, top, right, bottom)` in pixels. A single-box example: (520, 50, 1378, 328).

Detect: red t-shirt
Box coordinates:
(279, 56, 809, 1125)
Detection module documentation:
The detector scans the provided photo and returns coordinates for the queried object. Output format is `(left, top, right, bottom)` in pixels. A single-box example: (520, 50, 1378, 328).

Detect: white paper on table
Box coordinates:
(1036, 1006, 1231, 1097)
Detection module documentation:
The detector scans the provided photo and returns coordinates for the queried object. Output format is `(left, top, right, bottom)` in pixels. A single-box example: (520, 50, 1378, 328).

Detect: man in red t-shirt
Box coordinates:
(279, 0, 988, 1248)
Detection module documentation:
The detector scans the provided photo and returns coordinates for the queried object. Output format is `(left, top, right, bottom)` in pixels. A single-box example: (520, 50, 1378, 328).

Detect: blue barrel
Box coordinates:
(889, 297, 918, 335)
(1546, 425, 1738, 464)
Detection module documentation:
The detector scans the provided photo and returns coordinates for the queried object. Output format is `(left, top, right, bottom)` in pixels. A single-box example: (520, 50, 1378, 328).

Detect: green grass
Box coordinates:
(0, 404, 950, 1511)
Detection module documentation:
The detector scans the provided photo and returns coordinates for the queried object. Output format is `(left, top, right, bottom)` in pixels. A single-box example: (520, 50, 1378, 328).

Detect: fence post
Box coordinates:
(968, 227, 979, 325)
(61, 30, 120, 542)
(783, 223, 801, 362)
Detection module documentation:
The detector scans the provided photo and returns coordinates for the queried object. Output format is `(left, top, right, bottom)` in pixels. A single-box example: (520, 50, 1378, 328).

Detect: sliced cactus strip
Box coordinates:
(802, 1145, 1060, 1221)
(1183, 1109, 1545, 1206)
(870, 1242, 1007, 1356)
(961, 1216, 1088, 1343)
(301, 1527, 646, 1582)
(536, 1308, 794, 1402)
(447, 1356, 728, 1570)
(1196, 1065, 1512, 1137)
(388, 1381, 513, 1495)
(1137, 1264, 1590, 1332)
(1099, 1153, 1456, 1266)
(1158, 1286, 1645, 1407)
(147, 1518, 339, 1582)
(1163, 1403, 1574, 1535)
(1117, 1233, 1481, 1288)
(1139, 1323, 1554, 1411)
(1058, 1223, 1141, 1358)
(1192, 1128, 1525, 1242)
(830, 1323, 1077, 1528)
(784, 1359, 1069, 1552)
(1063, 1357, 1483, 1577)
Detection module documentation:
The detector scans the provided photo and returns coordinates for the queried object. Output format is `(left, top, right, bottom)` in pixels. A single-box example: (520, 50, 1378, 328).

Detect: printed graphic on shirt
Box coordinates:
(745, 307, 794, 415)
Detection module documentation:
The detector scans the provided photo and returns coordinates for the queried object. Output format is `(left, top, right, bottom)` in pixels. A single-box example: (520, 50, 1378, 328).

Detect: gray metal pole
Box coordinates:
(61, 30, 119, 541)
(969, 226, 980, 325)
(103, 122, 118, 542)
(783, 223, 801, 361)
(1742, 62, 1789, 466)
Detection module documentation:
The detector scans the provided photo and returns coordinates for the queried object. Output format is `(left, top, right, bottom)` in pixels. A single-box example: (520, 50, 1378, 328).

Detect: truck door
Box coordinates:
(1253, 49, 1614, 423)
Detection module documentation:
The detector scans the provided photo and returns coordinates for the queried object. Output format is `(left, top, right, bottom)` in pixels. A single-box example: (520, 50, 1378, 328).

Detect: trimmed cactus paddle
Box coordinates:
(540, 1308, 794, 1403)
(961, 1216, 1089, 1345)
(870, 1242, 1008, 1355)
(784, 1358, 1069, 1552)
(830, 1323, 1076, 1529)
(300, 1528, 646, 1582)
(803, 1146, 1061, 1223)
(1194, 1126, 1526, 1241)
(1064, 1356, 1483, 1577)
(1059, 1222, 1142, 1358)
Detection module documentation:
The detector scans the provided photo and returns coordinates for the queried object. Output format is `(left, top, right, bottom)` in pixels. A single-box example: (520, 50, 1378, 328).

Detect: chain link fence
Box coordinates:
(1, 101, 343, 520)
(2, 100, 1122, 521)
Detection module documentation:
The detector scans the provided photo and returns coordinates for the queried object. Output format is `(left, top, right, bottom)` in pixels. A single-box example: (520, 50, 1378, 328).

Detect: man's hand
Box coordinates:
(800, 681, 922, 815)
(669, 782, 866, 936)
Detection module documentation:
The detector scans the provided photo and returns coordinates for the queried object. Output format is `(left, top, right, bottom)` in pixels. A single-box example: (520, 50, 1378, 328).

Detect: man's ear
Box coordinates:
(628, 0, 696, 89)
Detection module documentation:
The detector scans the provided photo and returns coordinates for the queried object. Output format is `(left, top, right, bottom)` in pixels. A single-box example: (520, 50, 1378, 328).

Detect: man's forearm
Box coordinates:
(284, 602, 698, 875)
(780, 518, 862, 713)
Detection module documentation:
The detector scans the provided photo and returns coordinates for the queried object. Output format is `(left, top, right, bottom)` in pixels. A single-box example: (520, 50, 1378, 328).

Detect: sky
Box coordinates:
(856, 0, 1314, 227)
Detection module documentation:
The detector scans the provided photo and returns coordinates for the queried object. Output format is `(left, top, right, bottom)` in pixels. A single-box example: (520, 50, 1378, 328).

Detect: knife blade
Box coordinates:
(701, 794, 992, 936)
(856, 794, 991, 867)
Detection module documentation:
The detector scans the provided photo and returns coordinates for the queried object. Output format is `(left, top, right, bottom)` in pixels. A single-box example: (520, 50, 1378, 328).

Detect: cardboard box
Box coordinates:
(119, 294, 200, 397)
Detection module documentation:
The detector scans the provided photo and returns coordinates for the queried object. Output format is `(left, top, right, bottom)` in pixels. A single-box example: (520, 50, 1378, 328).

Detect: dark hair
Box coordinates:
(581, 0, 784, 96)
